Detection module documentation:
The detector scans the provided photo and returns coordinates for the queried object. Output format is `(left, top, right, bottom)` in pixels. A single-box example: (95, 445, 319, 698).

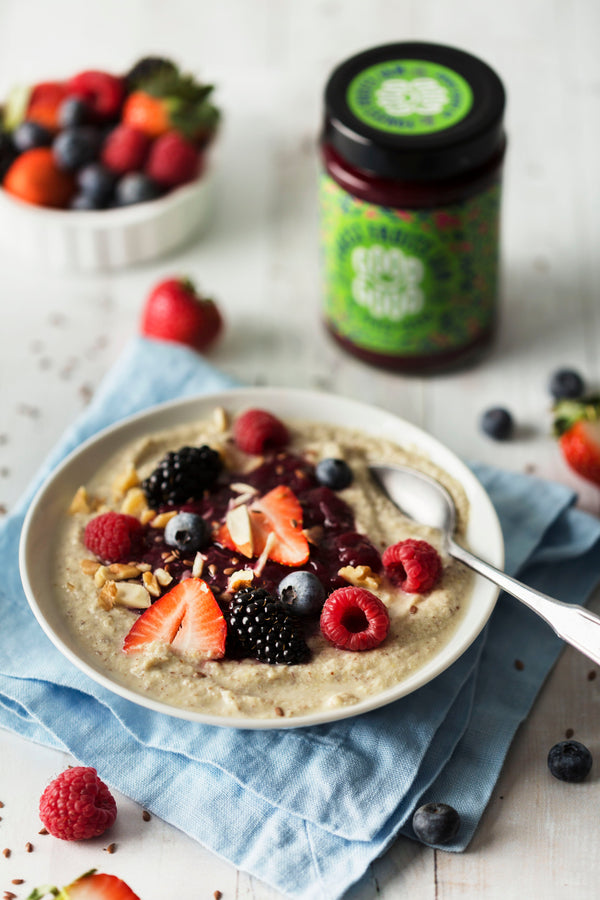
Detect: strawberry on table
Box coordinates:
(26, 869, 141, 899)
(140, 276, 223, 352)
(123, 578, 227, 659)
(553, 396, 600, 487)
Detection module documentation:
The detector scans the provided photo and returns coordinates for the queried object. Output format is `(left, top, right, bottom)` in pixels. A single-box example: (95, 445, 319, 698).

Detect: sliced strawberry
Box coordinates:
(251, 485, 309, 565)
(217, 486, 309, 567)
(123, 578, 226, 659)
(63, 870, 141, 899)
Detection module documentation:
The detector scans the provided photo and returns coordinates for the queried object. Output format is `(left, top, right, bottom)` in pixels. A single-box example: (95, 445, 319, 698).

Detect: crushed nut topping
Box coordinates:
(151, 510, 178, 529)
(121, 487, 149, 518)
(338, 565, 381, 591)
(69, 486, 91, 515)
(227, 569, 255, 592)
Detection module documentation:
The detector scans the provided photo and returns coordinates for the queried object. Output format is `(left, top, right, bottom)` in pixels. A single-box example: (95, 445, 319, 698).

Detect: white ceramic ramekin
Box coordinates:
(0, 166, 214, 271)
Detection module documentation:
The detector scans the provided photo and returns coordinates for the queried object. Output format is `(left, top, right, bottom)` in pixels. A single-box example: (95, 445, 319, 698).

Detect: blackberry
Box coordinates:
(125, 56, 178, 90)
(142, 444, 222, 507)
(228, 587, 311, 665)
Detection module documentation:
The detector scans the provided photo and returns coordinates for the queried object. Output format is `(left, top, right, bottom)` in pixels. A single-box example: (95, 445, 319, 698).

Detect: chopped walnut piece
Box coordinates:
(69, 486, 91, 514)
(338, 565, 381, 591)
(98, 580, 117, 610)
(112, 463, 140, 497)
(154, 567, 173, 587)
(121, 487, 149, 518)
(142, 570, 161, 597)
(151, 510, 178, 529)
(227, 569, 255, 592)
(80, 558, 100, 576)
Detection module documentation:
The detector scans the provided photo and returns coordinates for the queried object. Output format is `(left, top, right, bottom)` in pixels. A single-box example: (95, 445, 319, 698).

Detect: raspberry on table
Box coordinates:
(39, 766, 117, 841)
(382, 539, 442, 593)
(233, 409, 289, 455)
(320, 586, 390, 651)
(84, 511, 143, 564)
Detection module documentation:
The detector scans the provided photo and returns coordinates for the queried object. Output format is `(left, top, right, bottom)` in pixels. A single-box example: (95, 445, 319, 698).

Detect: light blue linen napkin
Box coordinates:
(2, 337, 600, 899)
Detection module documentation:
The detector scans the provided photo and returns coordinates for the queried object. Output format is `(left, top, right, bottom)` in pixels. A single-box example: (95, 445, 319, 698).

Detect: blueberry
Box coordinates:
(53, 127, 102, 171)
(114, 172, 161, 206)
(548, 368, 585, 400)
(58, 96, 91, 128)
(12, 120, 53, 152)
(70, 191, 102, 211)
(412, 802, 461, 845)
(315, 458, 353, 490)
(164, 512, 211, 554)
(278, 571, 326, 617)
(77, 162, 115, 204)
(480, 407, 514, 440)
(547, 740, 592, 782)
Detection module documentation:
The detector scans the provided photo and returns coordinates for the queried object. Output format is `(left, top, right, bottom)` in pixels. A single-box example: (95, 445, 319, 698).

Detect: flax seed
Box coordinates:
(2, 848, 10, 858)
(142, 810, 151, 822)
(25, 842, 33, 853)
(105, 842, 117, 853)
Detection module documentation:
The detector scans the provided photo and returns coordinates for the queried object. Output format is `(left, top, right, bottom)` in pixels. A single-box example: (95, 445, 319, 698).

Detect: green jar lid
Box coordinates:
(323, 41, 506, 180)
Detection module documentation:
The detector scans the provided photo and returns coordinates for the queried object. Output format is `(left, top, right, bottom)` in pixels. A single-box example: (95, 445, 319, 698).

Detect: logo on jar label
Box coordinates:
(347, 59, 473, 135)
(351, 245, 424, 320)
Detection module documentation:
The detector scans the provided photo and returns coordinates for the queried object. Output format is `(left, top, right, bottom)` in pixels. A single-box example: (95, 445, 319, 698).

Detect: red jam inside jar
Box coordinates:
(319, 42, 507, 373)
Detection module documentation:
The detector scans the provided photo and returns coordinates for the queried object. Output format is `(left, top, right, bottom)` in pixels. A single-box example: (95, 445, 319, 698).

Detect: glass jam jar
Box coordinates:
(319, 42, 506, 373)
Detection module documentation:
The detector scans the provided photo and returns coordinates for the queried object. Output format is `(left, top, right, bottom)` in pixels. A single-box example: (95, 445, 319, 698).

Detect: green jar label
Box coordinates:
(347, 59, 473, 135)
(320, 174, 501, 358)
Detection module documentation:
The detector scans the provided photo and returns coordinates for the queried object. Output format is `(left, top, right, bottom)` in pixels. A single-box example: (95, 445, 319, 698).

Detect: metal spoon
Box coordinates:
(370, 463, 600, 666)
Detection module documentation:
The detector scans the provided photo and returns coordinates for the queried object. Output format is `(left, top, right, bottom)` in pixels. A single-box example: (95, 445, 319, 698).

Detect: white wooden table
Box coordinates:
(1, 1, 599, 897)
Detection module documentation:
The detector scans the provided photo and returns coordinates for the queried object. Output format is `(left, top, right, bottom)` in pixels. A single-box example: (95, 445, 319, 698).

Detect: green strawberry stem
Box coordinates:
(552, 395, 600, 437)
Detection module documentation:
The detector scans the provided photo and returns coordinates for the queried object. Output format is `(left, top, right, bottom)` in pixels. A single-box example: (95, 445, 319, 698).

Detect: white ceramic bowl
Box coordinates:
(19, 387, 504, 729)
(0, 165, 214, 272)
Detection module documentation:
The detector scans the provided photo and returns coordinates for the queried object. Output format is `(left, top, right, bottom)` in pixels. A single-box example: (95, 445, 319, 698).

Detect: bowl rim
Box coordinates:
(19, 386, 504, 730)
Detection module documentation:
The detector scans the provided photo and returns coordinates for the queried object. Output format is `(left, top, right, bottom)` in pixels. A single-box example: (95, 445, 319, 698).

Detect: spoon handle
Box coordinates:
(449, 538, 600, 666)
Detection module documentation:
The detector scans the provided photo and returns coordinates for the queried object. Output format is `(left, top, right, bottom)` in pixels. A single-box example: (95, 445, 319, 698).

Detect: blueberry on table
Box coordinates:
(278, 571, 326, 617)
(549, 368, 585, 400)
(412, 802, 461, 845)
(480, 407, 514, 440)
(315, 458, 353, 490)
(164, 512, 211, 554)
(547, 740, 592, 782)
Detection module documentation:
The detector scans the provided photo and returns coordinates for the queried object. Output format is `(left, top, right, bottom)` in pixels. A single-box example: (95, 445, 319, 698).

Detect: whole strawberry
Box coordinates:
(39, 766, 117, 841)
(553, 396, 600, 487)
(140, 277, 223, 352)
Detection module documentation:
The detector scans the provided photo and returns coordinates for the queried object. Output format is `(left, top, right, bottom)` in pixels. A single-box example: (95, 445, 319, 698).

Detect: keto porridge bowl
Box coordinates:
(19, 388, 503, 730)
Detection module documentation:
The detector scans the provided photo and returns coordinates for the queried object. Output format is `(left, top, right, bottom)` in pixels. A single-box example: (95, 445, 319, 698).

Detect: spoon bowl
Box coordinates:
(370, 462, 600, 667)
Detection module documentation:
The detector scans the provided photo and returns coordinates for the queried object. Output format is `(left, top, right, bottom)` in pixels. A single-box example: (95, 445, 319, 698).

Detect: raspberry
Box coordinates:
(84, 511, 144, 563)
(320, 586, 389, 651)
(145, 130, 200, 188)
(101, 124, 151, 174)
(39, 766, 117, 841)
(382, 539, 442, 593)
(233, 409, 289, 455)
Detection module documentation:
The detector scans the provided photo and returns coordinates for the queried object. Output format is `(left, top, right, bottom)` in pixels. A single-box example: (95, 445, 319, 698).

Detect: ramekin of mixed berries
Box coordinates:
(0, 56, 220, 270)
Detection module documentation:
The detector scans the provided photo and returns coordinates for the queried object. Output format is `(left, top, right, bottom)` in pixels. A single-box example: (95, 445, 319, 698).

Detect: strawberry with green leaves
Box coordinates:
(26, 869, 140, 900)
(553, 395, 600, 487)
(122, 67, 219, 144)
